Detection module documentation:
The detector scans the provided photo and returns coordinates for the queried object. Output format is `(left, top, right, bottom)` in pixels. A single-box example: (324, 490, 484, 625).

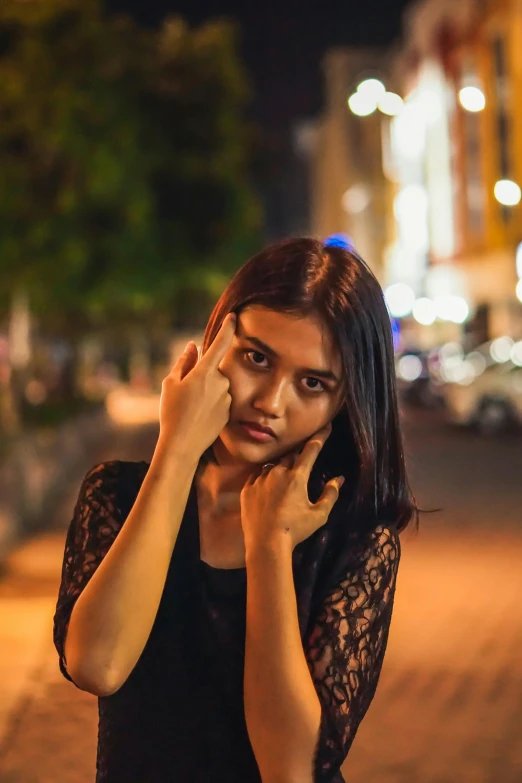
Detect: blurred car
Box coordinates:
(444, 360, 522, 435)
(395, 349, 445, 408)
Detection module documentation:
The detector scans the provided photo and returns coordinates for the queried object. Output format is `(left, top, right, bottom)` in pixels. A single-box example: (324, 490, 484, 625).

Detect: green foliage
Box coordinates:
(0, 0, 261, 332)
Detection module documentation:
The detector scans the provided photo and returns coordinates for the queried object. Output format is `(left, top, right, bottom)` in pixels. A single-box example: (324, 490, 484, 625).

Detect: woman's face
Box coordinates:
(213, 305, 345, 471)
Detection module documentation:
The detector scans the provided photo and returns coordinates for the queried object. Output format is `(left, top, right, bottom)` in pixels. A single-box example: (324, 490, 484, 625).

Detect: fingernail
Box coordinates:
(338, 476, 345, 487)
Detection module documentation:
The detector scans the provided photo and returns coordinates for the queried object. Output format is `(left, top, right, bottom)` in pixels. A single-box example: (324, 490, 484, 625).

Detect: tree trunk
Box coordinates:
(128, 328, 152, 392)
(3, 288, 32, 435)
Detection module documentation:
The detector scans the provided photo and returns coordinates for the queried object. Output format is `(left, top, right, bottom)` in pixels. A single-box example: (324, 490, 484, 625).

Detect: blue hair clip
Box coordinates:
(323, 233, 355, 251)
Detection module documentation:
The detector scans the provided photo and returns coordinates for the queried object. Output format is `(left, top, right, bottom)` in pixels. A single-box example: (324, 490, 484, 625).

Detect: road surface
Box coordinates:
(0, 408, 521, 783)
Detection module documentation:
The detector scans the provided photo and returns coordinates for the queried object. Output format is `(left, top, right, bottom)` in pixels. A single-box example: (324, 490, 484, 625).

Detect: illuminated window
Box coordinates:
(460, 55, 486, 239)
(492, 36, 512, 223)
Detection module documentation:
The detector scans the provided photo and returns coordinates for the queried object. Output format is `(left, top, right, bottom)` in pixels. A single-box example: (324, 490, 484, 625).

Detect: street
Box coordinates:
(0, 407, 521, 783)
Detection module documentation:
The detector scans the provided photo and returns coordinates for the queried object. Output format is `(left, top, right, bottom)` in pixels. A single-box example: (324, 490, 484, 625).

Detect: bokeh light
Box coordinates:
(459, 86, 486, 112)
(510, 341, 522, 366)
(342, 184, 371, 214)
(384, 283, 415, 317)
(434, 295, 469, 324)
(357, 78, 386, 101)
(490, 336, 514, 363)
(494, 179, 521, 206)
(466, 351, 487, 377)
(412, 297, 436, 325)
(398, 354, 423, 382)
(378, 91, 404, 116)
(347, 91, 377, 116)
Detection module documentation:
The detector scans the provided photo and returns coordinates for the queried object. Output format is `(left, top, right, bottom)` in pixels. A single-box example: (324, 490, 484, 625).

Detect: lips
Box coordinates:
(240, 420, 276, 437)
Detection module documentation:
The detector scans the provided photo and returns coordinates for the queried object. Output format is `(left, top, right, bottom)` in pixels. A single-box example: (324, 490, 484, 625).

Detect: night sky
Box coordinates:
(106, 0, 416, 131)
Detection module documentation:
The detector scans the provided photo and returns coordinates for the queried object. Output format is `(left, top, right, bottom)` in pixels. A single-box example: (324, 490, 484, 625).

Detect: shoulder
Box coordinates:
(74, 459, 150, 524)
(81, 459, 149, 491)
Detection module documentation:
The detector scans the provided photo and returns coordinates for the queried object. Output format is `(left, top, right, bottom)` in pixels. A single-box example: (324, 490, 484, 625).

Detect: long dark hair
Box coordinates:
(200, 237, 419, 536)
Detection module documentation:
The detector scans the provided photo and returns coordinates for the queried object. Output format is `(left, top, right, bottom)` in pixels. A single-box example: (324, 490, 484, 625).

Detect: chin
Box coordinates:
(216, 432, 271, 464)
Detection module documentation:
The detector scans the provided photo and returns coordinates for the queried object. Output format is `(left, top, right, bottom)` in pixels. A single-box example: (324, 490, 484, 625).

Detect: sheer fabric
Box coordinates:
(306, 526, 399, 778)
(53, 460, 401, 782)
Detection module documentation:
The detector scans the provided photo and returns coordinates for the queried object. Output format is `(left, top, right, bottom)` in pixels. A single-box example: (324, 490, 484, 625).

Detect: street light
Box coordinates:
(412, 297, 436, 325)
(348, 91, 378, 116)
(378, 92, 404, 116)
(347, 78, 403, 118)
(357, 78, 386, 101)
(459, 86, 486, 112)
(384, 283, 415, 318)
(494, 179, 521, 206)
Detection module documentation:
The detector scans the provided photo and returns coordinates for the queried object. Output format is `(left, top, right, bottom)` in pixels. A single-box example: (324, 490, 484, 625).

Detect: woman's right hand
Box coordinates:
(157, 312, 237, 461)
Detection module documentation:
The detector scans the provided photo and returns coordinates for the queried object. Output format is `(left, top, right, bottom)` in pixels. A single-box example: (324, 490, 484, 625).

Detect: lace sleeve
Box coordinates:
(52, 460, 127, 686)
(305, 524, 401, 781)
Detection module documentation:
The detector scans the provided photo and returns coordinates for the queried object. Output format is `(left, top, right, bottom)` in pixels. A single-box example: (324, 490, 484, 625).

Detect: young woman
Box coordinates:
(53, 237, 418, 783)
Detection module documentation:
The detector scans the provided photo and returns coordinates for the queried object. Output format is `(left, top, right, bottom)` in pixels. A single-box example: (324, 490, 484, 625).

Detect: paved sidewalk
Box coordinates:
(0, 530, 99, 783)
(0, 422, 521, 782)
(0, 422, 159, 783)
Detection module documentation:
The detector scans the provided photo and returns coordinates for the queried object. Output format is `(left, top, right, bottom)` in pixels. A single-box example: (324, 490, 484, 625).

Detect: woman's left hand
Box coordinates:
(240, 423, 345, 553)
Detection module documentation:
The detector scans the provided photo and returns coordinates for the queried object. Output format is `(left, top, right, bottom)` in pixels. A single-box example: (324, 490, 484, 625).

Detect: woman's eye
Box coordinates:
(243, 350, 325, 393)
(247, 350, 267, 367)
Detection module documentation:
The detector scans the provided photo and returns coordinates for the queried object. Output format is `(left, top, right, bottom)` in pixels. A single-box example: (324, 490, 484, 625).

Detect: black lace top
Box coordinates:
(53, 460, 401, 782)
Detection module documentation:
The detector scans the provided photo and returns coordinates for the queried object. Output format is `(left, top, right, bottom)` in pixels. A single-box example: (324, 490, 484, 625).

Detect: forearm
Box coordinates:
(244, 537, 321, 783)
(65, 437, 199, 696)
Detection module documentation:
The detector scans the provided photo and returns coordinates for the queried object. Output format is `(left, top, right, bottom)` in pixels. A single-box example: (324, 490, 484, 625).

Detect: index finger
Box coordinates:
(200, 312, 237, 370)
(294, 424, 332, 476)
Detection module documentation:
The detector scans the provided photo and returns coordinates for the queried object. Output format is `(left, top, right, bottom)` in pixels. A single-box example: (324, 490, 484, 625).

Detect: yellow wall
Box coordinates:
(457, 0, 522, 256)
(450, 0, 522, 336)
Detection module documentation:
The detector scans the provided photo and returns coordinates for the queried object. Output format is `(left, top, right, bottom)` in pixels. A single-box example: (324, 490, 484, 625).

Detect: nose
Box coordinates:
(251, 375, 290, 417)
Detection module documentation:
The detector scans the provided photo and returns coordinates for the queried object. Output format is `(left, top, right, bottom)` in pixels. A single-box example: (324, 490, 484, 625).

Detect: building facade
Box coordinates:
(308, 47, 396, 282)
(311, 0, 522, 346)
(390, 0, 522, 344)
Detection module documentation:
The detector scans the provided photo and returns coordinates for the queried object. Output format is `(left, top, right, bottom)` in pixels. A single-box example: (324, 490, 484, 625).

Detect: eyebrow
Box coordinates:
(240, 334, 340, 383)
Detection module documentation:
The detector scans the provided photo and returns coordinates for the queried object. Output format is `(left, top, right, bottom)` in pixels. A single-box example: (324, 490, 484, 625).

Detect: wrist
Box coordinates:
(245, 532, 293, 564)
(152, 435, 200, 476)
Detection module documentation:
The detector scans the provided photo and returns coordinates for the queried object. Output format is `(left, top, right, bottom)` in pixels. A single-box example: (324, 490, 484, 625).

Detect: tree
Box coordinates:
(0, 0, 260, 429)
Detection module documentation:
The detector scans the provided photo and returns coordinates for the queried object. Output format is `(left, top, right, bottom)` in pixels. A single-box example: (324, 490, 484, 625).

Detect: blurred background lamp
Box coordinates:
(356, 78, 386, 100)
(455, 361, 477, 386)
(440, 341, 463, 360)
(348, 91, 377, 116)
(412, 297, 436, 325)
(510, 341, 522, 367)
(398, 354, 422, 382)
(434, 295, 469, 323)
(342, 184, 371, 214)
(467, 351, 487, 376)
(458, 86, 486, 112)
(377, 91, 404, 116)
(449, 297, 470, 324)
(490, 336, 514, 363)
(516, 279, 522, 303)
(384, 282, 415, 317)
(24, 379, 48, 405)
(494, 179, 521, 206)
